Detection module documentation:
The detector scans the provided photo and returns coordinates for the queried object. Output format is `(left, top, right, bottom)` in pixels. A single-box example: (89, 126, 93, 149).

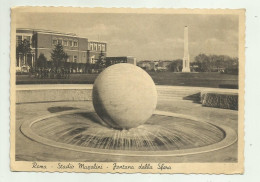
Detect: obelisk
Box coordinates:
(182, 26, 191, 72)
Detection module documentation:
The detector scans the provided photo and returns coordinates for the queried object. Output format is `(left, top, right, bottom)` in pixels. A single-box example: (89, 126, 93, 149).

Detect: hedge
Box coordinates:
(201, 92, 238, 110)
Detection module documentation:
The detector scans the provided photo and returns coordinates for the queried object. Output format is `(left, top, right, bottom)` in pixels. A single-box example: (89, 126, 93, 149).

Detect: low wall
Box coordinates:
(16, 84, 238, 110)
(16, 84, 92, 103)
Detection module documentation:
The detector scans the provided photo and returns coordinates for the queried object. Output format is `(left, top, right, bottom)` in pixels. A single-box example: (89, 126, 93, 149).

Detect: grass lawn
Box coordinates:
(149, 72, 238, 88)
(16, 72, 238, 89)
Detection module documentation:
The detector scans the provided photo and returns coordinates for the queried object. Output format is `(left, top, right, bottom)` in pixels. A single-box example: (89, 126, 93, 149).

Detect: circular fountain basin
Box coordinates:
(20, 109, 237, 156)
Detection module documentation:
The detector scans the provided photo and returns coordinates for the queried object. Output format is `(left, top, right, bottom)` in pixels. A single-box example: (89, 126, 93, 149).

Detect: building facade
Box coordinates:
(16, 28, 107, 73)
(105, 56, 136, 67)
(137, 60, 175, 71)
(87, 41, 107, 64)
(157, 60, 172, 71)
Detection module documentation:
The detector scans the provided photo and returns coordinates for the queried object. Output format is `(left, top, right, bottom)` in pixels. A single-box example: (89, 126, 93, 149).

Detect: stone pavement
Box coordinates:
(15, 97, 238, 162)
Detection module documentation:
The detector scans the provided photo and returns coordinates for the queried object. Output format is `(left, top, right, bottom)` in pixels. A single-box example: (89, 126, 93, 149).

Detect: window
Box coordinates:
(16, 35, 22, 46)
(69, 40, 73, 47)
(24, 36, 30, 41)
(73, 55, 77, 62)
(58, 39, 62, 45)
(102, 44, 106, 52)
(90, 43, 93, 50)
(24, 36, 31, 43)
(52, 39, 58, 45)
(98, 44, 101, 51)
(94, 43, 97, 51)
(73, 41, 78, 47)
(63, 40, 68, 46)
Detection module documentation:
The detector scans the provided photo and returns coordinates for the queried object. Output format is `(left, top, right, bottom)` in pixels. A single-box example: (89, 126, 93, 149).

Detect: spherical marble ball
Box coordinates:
(92, 63, 157, 130)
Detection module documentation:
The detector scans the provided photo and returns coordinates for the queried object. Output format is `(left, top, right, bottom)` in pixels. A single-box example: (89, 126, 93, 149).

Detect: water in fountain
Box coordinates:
(31, 112, 225, 151)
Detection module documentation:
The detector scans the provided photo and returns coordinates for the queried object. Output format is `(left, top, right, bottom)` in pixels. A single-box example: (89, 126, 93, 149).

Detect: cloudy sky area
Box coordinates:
(16, 12, 238, 61)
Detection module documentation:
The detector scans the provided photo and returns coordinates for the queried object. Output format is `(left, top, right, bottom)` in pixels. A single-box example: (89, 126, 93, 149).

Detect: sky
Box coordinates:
(16, 12, 239, 61)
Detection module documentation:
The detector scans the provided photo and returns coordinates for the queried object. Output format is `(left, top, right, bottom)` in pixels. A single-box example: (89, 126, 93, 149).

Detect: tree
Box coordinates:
(94, 51, 106, 69)
(194, 54, 212, 72)
(16, 39, 32, 67)
(105, 58, 112, 68)
(51, 43, 68, 71)
(36, 53, 47, 68)
(193, 53, 238, 73)
(167, 59, 183, 72)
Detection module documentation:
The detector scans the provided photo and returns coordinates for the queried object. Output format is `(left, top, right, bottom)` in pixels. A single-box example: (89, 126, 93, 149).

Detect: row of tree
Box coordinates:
(193, 54, 238, 73)
(166, 54, 238, 74)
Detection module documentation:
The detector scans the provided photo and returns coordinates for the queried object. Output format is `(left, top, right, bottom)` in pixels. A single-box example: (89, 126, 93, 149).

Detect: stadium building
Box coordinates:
(16, 28, 107, 73)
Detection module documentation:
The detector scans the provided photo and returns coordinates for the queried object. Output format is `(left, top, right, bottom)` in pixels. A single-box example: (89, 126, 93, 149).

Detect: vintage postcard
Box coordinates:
(10, 7, 245, 173)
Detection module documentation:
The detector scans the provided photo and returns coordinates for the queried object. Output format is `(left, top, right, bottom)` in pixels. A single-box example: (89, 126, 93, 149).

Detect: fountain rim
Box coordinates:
(20, 109, 237, 157)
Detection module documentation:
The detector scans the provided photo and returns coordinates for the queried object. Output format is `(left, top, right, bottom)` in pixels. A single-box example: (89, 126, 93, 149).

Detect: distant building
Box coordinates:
(137, 60, 173, 71)
(158, 60, 172, 68)
(137, 60, 156, 71)
(87, 40, 107, 64)
(16, 28, 107, 72)
(106, 56, 136, 66)
(157, 60, 172, 71)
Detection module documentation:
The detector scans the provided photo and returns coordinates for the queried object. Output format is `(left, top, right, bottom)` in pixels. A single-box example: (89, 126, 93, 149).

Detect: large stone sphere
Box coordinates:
(92, 63, 157, 130)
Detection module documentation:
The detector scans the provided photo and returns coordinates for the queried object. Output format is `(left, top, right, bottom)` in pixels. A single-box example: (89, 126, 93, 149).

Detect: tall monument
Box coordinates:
(182, 26, 191, 72)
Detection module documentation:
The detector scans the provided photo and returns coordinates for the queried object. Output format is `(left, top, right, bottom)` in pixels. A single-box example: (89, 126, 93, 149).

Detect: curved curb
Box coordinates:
(21, 109, 237, 157)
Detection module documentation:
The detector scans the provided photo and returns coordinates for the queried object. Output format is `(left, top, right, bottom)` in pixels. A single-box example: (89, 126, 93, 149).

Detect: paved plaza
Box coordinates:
(15, 90, 238, 162)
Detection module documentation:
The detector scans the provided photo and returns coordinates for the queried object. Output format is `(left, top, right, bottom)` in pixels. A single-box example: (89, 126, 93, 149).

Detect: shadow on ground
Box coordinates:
(48, 106, 79, 113)
(183, 93, 201, 103)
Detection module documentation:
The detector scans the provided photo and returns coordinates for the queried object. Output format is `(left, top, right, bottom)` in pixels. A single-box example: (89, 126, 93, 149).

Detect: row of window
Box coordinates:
(16, 35, 31, 46)
(88, 43, 106, 52)
(17, 35, 106, 53)
(52, 39, 78, 47)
